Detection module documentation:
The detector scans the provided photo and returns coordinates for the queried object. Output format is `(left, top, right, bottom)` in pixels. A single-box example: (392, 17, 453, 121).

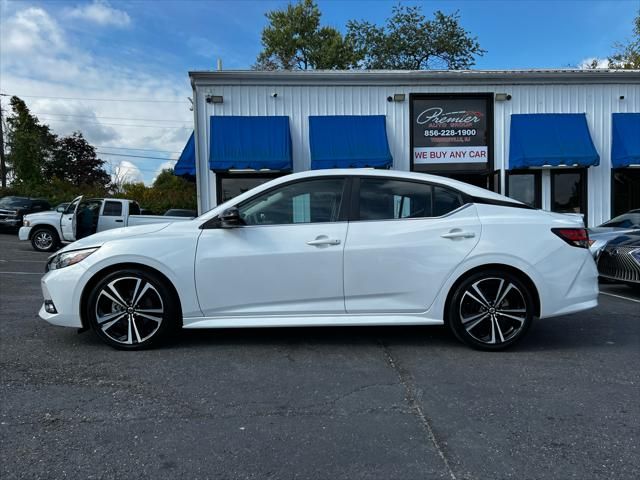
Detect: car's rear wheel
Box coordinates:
(31, 227, 59, 252)
(86, 269, 180, 350)
(448, 270, 534, 351)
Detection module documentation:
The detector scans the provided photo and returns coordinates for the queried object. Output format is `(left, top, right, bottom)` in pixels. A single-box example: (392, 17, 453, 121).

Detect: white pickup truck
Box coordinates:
(19, 196, 194, 252)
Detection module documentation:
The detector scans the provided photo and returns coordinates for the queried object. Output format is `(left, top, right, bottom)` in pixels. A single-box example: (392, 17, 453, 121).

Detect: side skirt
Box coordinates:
(182, 314, 445, 329)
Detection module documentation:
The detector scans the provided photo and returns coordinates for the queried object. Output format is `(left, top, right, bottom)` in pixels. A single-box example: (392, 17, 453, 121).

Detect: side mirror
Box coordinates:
(220, 207, 242, 228)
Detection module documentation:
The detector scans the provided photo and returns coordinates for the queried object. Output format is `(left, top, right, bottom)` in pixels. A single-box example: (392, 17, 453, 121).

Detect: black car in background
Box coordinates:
(0, 196, 51, 231)
(597, 230, 640, 290)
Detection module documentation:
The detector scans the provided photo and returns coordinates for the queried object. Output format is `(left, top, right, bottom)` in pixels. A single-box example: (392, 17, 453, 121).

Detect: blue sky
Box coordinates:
(1, 0, 638, 184)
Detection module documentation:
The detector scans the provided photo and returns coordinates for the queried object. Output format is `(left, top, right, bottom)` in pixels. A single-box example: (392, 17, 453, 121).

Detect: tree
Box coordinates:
(45, 132, 110, 188)
(254, 0, 357, 70)
(346, 5, 485, 70)
(609, 11, 640, 69)
(4, 96, 57, 185)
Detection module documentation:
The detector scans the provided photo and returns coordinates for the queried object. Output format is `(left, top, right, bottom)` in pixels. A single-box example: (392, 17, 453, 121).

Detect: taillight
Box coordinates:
(552, 228, 590, 248)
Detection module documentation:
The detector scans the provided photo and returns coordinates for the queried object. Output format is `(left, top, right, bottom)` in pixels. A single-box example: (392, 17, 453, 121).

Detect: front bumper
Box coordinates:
(39, 264, 86, 328)
(0, 218, 21, 227)
(18, 226, 31, 241)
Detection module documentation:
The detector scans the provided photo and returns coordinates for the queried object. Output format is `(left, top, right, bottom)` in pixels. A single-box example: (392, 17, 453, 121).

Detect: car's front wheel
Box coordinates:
(31, 227, 59, 252)
(448, 270, 535, 351)
(85, 268, 180, 350)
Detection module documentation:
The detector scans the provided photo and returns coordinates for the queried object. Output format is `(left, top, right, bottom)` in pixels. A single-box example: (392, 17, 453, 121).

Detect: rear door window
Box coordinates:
(102, 201, 123, 216)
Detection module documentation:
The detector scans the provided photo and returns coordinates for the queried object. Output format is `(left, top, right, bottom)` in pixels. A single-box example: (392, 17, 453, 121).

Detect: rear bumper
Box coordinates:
(540, 250, 599, 318)
(18, 226, 31, 241)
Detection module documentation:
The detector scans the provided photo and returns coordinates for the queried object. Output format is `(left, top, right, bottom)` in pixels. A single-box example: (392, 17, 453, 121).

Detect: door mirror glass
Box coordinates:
(220, 207, 242, 228)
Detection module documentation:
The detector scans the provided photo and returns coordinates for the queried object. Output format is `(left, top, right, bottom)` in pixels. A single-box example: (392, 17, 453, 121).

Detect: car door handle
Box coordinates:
(307, 237, 341, 246)
(441, 230, 476, 239)
(115, 219, 123, 223)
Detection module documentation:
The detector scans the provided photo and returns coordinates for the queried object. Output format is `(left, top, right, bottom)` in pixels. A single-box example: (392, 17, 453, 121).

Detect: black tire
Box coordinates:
(448, 269, 535, 351)
(85, 268, 181, 350)
(30, 227, 59, 252)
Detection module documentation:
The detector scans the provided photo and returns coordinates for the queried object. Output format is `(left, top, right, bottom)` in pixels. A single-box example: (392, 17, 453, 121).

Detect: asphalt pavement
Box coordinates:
(1, 232, 638, 480)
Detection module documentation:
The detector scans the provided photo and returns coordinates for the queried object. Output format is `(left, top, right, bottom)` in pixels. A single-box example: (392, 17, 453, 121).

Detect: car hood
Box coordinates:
(24, 211, 61, 221)
(57, 222, 171, 253)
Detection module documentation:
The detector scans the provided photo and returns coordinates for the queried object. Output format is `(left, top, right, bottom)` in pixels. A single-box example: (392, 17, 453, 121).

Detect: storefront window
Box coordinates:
(217, 174, 282, 204)
(551, 169, 587, 221)
(612, 168, 640, 217)
(507, 171, 541, 208)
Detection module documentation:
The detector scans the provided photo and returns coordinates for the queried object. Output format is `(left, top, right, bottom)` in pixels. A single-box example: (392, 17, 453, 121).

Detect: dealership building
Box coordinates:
(175, 69, 640, 226)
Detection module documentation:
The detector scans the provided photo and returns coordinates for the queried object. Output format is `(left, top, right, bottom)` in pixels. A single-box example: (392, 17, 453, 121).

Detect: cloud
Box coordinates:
(67, 0, 131, 28)
(111, 160, 144, 184)
(0, 5, 192, 185)
(578, 57, 609, 69)
(1, 7, 65, 53)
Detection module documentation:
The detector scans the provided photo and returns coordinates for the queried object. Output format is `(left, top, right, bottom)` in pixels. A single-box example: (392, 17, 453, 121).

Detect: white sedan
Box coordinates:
(39, 169, 598, 351)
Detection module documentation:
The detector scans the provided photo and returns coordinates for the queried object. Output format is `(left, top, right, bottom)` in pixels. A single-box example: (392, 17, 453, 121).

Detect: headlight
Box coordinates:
(23, 220, 31, 227)
(47, 247, 99, 271)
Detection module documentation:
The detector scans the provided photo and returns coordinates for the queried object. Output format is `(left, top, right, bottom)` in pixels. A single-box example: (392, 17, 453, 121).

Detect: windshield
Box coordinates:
(0, 197, 31, 209)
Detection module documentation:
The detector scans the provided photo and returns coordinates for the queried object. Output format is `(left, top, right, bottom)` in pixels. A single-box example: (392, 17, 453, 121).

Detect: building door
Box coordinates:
(612, 168, 640, 217)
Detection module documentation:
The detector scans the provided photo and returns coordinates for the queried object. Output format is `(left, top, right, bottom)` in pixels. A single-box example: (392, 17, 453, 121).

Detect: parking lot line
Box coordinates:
(600, 291, 640, 304)
(0, 271, 42, 275)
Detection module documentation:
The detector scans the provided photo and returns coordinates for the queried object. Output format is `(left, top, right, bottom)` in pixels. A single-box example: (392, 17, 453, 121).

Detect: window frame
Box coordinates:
(350, 175, 468, 223)
(102, 200, 124, 217)
(205, 176, 353, 229)
(550, 167, 588, 224)
(610, 167, 640, 218)
(506, 170, 542, 209)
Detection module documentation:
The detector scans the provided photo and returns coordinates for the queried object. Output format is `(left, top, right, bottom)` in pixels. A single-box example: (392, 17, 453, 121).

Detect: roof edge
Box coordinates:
(189, 69, 640, 87)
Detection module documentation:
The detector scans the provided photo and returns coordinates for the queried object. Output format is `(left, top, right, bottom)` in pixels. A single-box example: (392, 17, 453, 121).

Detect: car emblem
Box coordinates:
(611, 248, 620, 255)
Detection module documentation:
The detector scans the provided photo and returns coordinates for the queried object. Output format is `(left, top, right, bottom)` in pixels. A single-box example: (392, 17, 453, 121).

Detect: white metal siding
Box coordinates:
(195, 82, 640, 226)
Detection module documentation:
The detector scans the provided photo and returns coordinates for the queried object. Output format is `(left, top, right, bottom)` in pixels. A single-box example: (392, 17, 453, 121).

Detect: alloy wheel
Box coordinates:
(33, 231, 54, 251)
(458, 277, 528, 345)
(95, 276, 164, 346)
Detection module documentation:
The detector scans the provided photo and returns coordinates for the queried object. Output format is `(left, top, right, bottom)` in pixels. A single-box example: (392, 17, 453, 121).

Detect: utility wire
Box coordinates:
(96, 145, 182, 154)
(1, 93, 186, 104)
(35, 117, 191, 129)
(34, 111, 192, 124)
(97, 151, 178, 161)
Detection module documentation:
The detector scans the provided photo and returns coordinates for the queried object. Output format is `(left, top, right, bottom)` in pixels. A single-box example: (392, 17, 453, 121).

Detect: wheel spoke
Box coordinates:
(499, 308, 526, 313)
(105, 282, 128, 308)
(130, 278, 142, 307)
(471, 283, 491, 307)
(135, 312, 162, 323)
(464, 291, 490, 309)
(493, 279, 505, 304)
(101, 313, 126, 332)
(493, 316, 505, 343)
(489, 316, 496, 344)
(465, 313, 489, 332)
(126, 316, 133, 344)
(136, 308, 164, 314)
(97, 310, 126, 324)
(495, 283, 515, 307)
(497, 312, 526, 324)
(461, 311, 488, 325)
(131, 316, 142, 344)
(133, 282, 152, 308)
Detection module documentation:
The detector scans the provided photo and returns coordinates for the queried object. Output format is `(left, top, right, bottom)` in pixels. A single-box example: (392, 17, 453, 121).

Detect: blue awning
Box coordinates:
(309, 115, 393, 169)
(209, 116, 292, 171)
(612, 113, 640, 168)
(509, 113, 599, 169)
(174, 132, 196, 176)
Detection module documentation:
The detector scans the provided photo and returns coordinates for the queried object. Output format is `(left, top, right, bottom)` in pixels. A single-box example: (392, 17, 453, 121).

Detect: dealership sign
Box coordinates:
(410, 94, 493, 172)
